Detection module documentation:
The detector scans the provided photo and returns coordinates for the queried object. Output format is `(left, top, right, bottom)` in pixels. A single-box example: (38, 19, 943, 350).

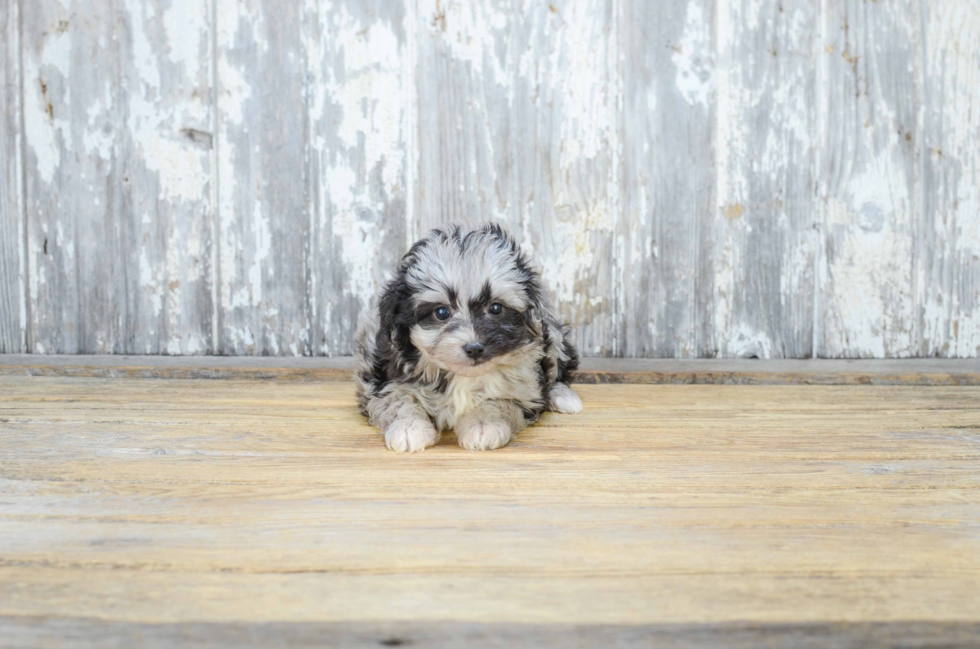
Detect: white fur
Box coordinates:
(456, 416, 513, 451)
(549, 382, 583, 414)
(384, 417, 440, 453)
(432, 354, 541, 430)
(454, 400, 525, 451)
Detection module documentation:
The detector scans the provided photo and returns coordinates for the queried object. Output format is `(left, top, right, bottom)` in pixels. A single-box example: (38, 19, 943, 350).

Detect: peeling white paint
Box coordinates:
(10, 0, 980, 358)
(23, 30, 73, 185)
(674, 0, 714, 106)
(919, 1, 980, 356)
(139, 249, 163, 318)
(553, 3, 611, 166)
(163, 0, 203, 81)
(82, 102, 112, 161)
(727, 323, 773, 359)
(825, 197, 915, 357)
(126, 0, 161, 90)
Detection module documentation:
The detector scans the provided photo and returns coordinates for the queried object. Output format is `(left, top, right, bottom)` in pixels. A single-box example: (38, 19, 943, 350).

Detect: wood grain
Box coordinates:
(21, 0, 214, 354)
(0, 0, 24, 353)
(819, 0, 921, 357)
(0, 377, 978, 642)
(5, 0, 980, 359)
(510, 0, 617, 357)
(919, 2, 980, 357)
(5, 618, 980, 649)
(619, 0, 714, 358)
(306, 0, 410, 355)
(714, 0, 818, 358)
(414, 0, 510, 233)
(215, 0, 310, 355)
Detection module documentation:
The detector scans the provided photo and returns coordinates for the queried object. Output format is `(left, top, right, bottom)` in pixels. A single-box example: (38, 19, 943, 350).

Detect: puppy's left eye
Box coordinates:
(434, 306, 451, 321)
(488, 303, 503, 315)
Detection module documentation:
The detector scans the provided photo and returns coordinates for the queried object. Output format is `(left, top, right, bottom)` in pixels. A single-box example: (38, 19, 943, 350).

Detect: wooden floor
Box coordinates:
(1, 375, 979, 647)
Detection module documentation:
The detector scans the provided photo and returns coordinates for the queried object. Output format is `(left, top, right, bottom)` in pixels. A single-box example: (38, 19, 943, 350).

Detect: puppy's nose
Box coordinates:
(463, 342, 485, 359)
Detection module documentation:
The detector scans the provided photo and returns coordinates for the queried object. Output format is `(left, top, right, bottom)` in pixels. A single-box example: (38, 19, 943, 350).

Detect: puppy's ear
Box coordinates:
(518, 263, 546, 337)
(376, 275, 410, 352)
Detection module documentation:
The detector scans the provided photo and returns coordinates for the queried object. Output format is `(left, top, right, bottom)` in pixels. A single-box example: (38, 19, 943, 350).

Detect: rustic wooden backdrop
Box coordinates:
(0, 0, 978, 358)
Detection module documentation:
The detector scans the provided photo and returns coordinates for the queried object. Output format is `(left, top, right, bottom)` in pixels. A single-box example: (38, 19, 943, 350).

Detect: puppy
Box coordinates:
(355, 222, 583, 452)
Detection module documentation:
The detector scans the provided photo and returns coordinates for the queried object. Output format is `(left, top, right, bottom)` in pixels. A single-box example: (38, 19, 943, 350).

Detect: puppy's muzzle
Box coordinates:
(463, 342, 485, 360)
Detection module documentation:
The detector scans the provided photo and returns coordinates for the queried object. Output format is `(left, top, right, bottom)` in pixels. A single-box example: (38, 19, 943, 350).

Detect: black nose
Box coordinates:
(463, 342, 485, 359)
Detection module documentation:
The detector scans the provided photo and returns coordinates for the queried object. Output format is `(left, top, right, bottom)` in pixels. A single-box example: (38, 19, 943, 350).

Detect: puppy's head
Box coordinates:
(378, 223, 542, 377)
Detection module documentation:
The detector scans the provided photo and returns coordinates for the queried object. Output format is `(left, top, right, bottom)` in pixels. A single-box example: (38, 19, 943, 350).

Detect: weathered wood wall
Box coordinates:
(0, 0, 978, 358)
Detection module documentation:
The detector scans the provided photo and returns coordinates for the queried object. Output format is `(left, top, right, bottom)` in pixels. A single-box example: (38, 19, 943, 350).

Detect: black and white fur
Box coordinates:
(355, 222, 582, 452)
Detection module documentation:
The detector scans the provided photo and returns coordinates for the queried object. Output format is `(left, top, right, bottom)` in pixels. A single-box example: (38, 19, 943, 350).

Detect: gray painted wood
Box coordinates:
(23, 0, 118, 354)
(819, 0, 921, 358)
(713, 0, 818, 358)
(415, 0, 511, 234)
(3, 0, 980, 358)
(215, 0, 311, 355)
(4, 618, 980, 649)
(919, 2, 980, 357)
(215, 0, 409, 357)
(0, 0, 24, 353)
(512, 0, 617, 357)
(416, 0, 617, 356)
(3, 354, 980, 386)
(306, 0, 410, 356)
(21, 0, 213, 354)
(620, 0, 715, 358)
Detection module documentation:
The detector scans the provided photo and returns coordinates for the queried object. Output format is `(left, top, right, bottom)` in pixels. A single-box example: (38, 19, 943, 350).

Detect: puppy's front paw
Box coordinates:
(549, 382, 583, 414)
(456, 415, 513, 451)
(384, 418, 439, 453)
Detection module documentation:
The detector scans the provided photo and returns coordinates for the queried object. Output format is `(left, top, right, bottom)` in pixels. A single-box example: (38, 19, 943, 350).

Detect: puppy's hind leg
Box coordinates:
(548, 382, 583, 414)
(456, 400, 527, 451)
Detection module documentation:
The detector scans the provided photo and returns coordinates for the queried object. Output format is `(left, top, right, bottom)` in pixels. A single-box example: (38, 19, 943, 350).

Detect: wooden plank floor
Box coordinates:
(1, 376, 979, 647)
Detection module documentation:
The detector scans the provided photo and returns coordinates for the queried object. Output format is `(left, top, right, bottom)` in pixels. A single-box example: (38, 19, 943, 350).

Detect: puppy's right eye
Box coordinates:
(434, 306, 451, 321)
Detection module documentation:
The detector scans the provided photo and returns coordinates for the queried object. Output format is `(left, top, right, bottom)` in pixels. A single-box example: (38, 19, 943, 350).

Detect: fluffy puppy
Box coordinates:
(355, 222, 582, 452)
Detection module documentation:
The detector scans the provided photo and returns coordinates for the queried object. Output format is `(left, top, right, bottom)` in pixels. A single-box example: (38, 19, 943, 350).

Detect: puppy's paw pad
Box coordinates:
(549, 383, 583, 414)
(384, 418, 439, 453)
(456, 418, 513, 451)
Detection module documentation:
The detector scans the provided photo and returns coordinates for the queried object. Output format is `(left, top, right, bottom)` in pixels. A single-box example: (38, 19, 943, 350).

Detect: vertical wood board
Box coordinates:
(919, 1, 980, 357)
(306, 0, 410, 356)
(620, 0, 715, 358)
(5, 0, 980, 359)
(0, 0, 25, 353)
(215, 0, 311, 355)
(818, 0, 922, 358)
(21, 0, 213, 354)
(712, 0, 818, 358)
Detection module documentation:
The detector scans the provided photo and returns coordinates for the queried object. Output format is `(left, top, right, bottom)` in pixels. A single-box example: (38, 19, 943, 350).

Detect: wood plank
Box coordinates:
(510, 0, 617, 356)
(619, 0, 714, 358)
(818, 0, 922, 357)
(21, 0, 213, 354)
(0, 378, 978, 635)
(713, 0, 818, 358)
(919, 2, 980, 357)
(414, 0, 510, 233)
(4, 618, 980, 649)
(120, 0, 215, 354)
(306, 0, 410, 355)
(415, 0, 618, 356)
(0, 0, 24, 353)
(214, 0, 310, 355)
(1, 355, 980, 385)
